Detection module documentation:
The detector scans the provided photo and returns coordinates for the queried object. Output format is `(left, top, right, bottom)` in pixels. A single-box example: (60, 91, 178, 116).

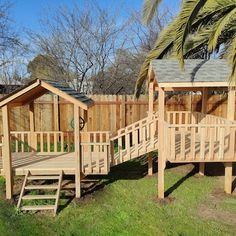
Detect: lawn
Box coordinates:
(0, 157, 236, 236)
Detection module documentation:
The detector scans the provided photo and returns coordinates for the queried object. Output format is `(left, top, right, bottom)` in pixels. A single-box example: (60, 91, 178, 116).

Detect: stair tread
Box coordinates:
(27, 176, 60, 180)
(21, 205, 55, 211)
(25, 185, 58, 190)
(22, 194, 57, 200)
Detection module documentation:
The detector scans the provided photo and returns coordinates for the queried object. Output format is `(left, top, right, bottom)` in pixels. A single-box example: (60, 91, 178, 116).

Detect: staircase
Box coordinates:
(17, 171, 63, 216)
(110, 113, 159, 166)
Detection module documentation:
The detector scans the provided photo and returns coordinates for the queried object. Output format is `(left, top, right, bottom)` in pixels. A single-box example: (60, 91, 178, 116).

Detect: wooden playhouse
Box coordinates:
(0, 59, 235, 214)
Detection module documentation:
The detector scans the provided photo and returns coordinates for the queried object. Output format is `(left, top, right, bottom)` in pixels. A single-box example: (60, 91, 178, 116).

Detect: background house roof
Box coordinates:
(150, 59, 231, 84)
(0, 79, 94, 109)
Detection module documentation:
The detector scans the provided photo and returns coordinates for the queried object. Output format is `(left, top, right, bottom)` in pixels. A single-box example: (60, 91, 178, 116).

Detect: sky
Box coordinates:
(11, 0, 181, 33)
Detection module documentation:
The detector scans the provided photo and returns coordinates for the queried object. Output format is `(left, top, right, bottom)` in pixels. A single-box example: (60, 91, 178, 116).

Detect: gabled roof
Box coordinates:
(150, 59, 232, 88)
(0, 79, 94, 110)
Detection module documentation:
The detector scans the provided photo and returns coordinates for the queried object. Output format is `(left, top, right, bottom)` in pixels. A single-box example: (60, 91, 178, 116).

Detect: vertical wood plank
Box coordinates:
(2, 105, 13, 199)
(224, 162, 232, 194)
(74, 105, 81, 198)
(29, 102, 35, 151)
(158, 87, 165, 199)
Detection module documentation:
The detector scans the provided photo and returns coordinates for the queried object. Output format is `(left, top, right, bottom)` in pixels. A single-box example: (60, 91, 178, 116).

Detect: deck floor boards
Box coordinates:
(0, 152, 76, 175)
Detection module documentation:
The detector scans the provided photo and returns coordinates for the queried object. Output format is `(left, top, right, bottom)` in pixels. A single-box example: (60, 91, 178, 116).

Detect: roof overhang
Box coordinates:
(148, 59, 233, 90)
(0, 79, 94, 110)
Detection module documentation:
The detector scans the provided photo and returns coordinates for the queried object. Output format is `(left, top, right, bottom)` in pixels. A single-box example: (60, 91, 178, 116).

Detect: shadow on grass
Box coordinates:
(164, 163, 198, 197)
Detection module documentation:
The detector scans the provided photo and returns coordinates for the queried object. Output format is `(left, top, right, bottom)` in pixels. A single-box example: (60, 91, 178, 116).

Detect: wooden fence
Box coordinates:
(0, 93, 234, 133)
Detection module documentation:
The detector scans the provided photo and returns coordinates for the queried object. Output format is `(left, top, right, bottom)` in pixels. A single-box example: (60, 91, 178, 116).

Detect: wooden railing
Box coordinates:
(10, 131, 74, 154)
(165, 111, 236, 125)
(34, 131, 74, 153)
(165, 122, 236, 162)
(80, 131, 110, 174)
(11, 132, 31, 152)
(165, 111, 193, 125)
(110, 113, 159, 165)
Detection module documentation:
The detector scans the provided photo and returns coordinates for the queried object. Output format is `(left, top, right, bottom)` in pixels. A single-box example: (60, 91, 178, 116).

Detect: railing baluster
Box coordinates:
(40, 133, 43, 152)
(21, 133, 24, 152)
(208, 127, 215, 160)
(180, 127, 185, 160)
(200, 126, 206, 161)
(47, 133, 50, 152)
(218, 127, 225, 160)
(190, 127, 196, 160)
(95, 144, 100, 173)
(170, 127, 175, 161)
(61, 133, 64, 152)
(15, 134, 19, 153)
(54, 133, 57, 152)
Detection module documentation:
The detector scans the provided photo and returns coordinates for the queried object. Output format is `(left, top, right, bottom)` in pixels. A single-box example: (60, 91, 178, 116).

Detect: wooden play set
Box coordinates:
(0, 59, 235, 215)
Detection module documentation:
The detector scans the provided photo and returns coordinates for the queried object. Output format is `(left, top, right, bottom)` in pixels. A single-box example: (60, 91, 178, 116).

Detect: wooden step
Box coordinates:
(21, 205, 55, 211)
(27, 175, 60, 180)
(22, 195, 57, 200)
(25, 185, 58, 190)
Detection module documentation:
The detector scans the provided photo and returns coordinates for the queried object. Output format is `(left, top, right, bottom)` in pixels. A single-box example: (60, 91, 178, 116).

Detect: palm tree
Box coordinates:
(135, 0, 236, 97)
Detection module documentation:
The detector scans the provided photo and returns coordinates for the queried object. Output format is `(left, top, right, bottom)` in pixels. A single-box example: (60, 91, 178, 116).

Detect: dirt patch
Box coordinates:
(153, 196, 175, 206)
(198, 188, 236, 228)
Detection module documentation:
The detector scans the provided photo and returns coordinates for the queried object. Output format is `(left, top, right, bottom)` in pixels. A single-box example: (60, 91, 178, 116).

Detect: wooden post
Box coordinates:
(74, 105, 81, 198)
(29, 102, 36, 151)
(148, 153, 153, 176)
(201, 88, 208, 114)
(227, 89, 235, 120)
(149, 82, 154, 115)
(199, 88, 208, 175)
(224, 162, 233, 194)
(224, 88, 235, 194)
(148, 82, 154, 175)
(158, 87, 165, 199)
(199, 163, 205, 176)
(2, 105, 13, 199)
(53, 95, 59, 131)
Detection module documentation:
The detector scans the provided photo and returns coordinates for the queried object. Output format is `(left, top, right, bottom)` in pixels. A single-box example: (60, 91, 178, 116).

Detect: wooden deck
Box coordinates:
(0, 152, 107, 176)
(0, 153, 75, 175)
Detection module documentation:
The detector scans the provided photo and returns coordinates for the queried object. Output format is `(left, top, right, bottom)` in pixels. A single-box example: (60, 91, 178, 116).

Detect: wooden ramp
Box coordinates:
(110, 113, 159, 166)
(17, 170, 63, 216)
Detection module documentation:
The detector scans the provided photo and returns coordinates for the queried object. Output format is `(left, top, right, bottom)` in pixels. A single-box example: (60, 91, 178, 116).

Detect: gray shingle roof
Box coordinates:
(151, 59, 231, 83)
(44, 80, 93, 106)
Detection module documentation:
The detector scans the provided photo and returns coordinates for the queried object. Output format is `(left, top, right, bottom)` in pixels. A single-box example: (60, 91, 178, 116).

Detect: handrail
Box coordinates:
(110, 112, 158, 141)
(168, 123, 236, 128)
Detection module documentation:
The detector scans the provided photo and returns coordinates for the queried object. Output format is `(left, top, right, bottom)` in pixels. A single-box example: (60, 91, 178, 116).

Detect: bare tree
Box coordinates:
(0, 1, 28, 85)
(92, 9, 173, 94)
(28, 3, 129, 93)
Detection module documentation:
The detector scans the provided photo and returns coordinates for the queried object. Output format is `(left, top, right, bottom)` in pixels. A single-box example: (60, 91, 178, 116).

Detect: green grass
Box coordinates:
(0, 159, 236, 236)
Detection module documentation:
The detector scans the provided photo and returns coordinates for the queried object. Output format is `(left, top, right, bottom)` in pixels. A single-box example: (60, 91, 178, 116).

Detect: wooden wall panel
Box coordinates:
(0, 93, 234, 133)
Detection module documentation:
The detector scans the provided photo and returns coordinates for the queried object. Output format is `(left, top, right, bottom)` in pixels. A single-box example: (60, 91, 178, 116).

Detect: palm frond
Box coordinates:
(208, 8, 236, 53)
(134, 18, 178, 98)
(175, 0, 207, 68)
(142, 0, 162, 25)
(227, 34, 236, 84)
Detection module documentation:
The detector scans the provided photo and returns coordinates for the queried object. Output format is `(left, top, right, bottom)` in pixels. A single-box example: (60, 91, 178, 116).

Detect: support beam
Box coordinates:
(148, 153, 153, 176)
(227, 89, 235, 120)
(2, 105, 13, 199)
(224, 162, 233, 194)
(199, 88, 208, 175)
(201, 87, 208, 114)
(225, 88, 235, 194)
(148, 82, 154, 115)
(53, 95, 59, 131)
(158, 87, 165, 199)
(199, 163, 205, 176)
(29, 102, 36, 151)
(74, 105, 81, 198)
